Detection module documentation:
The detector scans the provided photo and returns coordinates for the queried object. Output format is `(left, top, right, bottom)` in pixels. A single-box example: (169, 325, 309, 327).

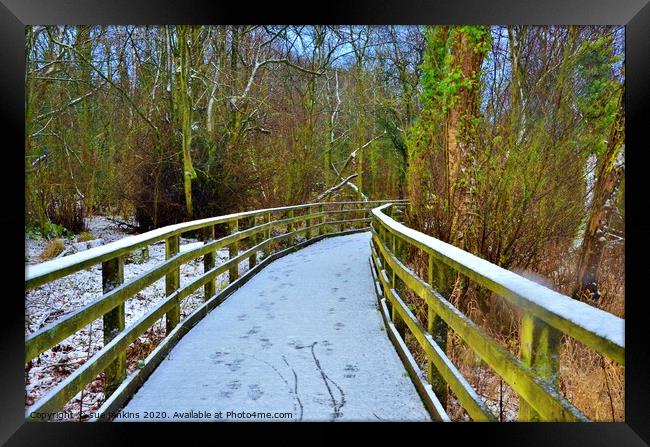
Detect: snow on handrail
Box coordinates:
(371, 203, 624, 361)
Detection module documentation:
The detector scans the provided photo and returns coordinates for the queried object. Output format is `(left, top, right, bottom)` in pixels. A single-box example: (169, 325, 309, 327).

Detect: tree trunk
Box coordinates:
(445, 27, 488, 248)
(176, 26, 196, 218)
(574, 88, 624, 301)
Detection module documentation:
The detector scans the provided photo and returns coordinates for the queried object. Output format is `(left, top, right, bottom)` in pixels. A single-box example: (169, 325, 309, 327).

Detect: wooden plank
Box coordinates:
(391, 233, 407, 339)
(248, 216, 257, 268)
(318, 204, 324, 236)
(165, 235, 180, 334)
(379, 296, 450, 422)
(371, 229, 588, 421)
(203, 225, 216, 301)
(102, 256, 125, 397)
(371, 248, 495, 421)
(228, 219, 239, 283)
(305, 206, 312, 240)
(427, 253, 450, 409)
(287, 210, 294, 246)
(368, 254, 450, 422)
(518, 314, 562, 421)
(263, 212, 271, 257)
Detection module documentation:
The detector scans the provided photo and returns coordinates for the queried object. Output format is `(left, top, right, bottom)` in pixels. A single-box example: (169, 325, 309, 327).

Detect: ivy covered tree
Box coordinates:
(407, 26, 490, 249)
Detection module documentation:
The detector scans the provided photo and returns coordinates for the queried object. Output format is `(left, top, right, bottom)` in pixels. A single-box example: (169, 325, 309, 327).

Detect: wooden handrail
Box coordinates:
(370, 203, 625, 422)
(25, 200, 407, 289)
(24, 199, 407, 420)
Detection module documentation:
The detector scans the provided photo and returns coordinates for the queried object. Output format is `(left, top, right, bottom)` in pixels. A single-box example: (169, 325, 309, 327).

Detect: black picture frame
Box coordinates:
(1, 0, 648, 444)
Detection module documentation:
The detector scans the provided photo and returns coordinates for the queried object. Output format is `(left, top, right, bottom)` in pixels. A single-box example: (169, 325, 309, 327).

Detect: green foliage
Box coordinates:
(419, 26, 490, 115)
(41, 221, 71, 240)
(575, 34, 622, 157)
(406, 25, 490, 239)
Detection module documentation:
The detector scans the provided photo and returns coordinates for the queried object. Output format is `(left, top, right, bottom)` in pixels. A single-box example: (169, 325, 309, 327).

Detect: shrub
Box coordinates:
(40, 239, 65, 260)
(42, 221, 70, 239)
(77, 231, 94, 242)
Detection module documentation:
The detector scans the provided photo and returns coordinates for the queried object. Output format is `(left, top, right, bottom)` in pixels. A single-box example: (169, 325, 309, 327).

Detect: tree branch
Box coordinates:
(48, 29, 158, 133)
(316, 173, 358, 201)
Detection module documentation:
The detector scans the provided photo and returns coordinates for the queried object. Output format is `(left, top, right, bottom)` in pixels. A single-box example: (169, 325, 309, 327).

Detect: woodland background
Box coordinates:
(25, 25, 625, 420)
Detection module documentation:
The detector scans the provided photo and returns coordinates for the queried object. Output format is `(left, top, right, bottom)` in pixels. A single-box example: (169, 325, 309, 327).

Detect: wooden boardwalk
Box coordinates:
(116, 233, 430, 421)
(24, 200, 624, 422)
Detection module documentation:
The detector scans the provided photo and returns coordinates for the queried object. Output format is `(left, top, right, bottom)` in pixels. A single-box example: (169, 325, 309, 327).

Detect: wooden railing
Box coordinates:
(24, 199, 408, 420)
(369, 203, 624, 422)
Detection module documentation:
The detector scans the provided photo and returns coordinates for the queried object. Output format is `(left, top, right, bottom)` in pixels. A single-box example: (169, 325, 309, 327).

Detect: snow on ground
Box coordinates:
(24, 215, 256, 419)
(117, 233, 430, 422)
(25, 216, 134, 264)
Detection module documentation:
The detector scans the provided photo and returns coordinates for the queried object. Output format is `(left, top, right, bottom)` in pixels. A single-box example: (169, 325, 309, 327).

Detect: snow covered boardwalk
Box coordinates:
(117, 232, 430, 421)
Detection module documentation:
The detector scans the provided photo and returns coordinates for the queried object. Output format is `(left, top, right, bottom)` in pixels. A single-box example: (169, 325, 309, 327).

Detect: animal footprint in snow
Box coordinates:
(255, 302, 271, 310)
(248, 384, 263, 401)
(331, 287, 339, 293)
(338, 297, 346, 302)
(210, 351, 228, 364)
(335, 273, 342, 278)
(260, 337, 273, 349)
(225, 358, 244, 372)
(343, 364, 358, 378)
(237, 314, 247, 321)
(327, 307, 335, 315)
(288, 338, 304, 349)
(265, 313, 275, 320)
(334, 322, 344, 331)
(243, 326, 260, 338)
(228, 380, 242, 390)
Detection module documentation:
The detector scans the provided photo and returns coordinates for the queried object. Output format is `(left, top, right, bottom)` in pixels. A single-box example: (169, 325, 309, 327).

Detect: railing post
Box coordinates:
(263, 212, 271, 257)
(318, 204, 324, 235)
(305, 207, 312, 240)
(518, 315, 562, 421)
(287, 210, 294, 246)
(203, 225, 216, 301)
(229, 219, 239, 283)
(165, 235, 180, 334)
(102, 256, 125, 397)
(249, 216, 257, 268)
(391, 233, 407, 338)
(339, 203, 344, 232)
(427, 253, 449, 409)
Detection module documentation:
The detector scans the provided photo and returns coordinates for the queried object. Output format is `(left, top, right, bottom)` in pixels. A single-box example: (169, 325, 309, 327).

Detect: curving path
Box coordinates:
(117, 232, 429, 421)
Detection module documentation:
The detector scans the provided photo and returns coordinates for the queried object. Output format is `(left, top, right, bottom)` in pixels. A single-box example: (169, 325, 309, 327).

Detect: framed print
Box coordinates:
(1, 0, 648, 444)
